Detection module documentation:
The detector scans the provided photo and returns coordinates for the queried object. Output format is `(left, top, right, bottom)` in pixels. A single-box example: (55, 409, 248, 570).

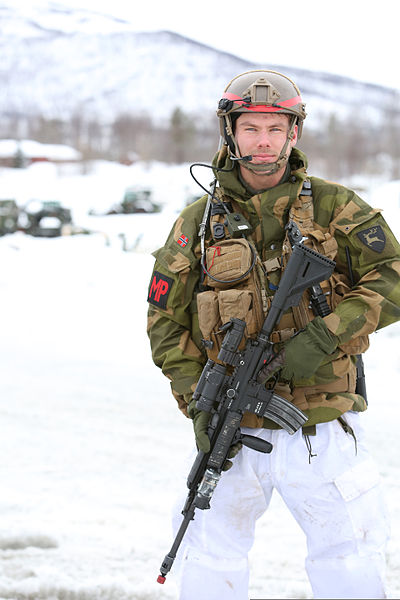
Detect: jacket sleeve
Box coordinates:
(323, 189, 400, 343)
(147, 207, 207, 415)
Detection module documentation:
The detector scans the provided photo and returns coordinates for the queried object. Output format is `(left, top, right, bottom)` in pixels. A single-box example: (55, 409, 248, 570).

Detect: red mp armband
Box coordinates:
(147, 271, 174, 310)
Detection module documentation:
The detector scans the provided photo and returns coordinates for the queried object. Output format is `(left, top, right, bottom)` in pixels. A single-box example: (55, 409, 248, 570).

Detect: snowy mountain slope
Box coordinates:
(1, 1, 398, 127)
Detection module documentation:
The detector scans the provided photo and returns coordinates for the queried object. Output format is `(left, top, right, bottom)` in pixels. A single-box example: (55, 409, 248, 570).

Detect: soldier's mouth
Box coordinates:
(251, 153, 276, 162)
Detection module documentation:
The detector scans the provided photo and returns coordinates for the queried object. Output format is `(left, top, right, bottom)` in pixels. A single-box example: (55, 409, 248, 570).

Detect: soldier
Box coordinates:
(147, 70, 400, 599)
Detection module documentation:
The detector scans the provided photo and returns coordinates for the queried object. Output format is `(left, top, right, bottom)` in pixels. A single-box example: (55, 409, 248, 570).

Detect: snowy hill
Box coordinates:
(1, 1, 399, 128)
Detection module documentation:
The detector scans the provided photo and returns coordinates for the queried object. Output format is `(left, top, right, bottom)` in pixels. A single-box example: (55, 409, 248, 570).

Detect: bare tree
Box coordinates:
(169, 107, 195, 163)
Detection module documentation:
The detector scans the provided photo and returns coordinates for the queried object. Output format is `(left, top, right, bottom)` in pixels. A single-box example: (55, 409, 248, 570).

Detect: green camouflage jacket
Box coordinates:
(147, 147, 400, 427)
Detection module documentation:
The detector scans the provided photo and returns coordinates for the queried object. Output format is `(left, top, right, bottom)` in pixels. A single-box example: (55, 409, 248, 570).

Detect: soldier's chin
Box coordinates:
(251, 163, 275, 174)
(243, 160, 279, 175)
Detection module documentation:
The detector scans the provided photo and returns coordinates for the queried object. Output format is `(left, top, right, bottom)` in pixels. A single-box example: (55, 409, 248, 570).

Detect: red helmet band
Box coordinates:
(222, 92, 303, 112)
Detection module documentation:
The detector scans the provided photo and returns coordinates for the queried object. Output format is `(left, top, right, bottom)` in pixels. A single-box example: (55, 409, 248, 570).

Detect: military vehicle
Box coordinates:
(107, 187, 160, 214)
(19, 200, 72, 237)
(0, 199, 19, 235)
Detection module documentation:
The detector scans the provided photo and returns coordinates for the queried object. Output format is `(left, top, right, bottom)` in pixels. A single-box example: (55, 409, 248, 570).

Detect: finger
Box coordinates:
(222, 459, 233, 471)
(227, 442, 242, 459)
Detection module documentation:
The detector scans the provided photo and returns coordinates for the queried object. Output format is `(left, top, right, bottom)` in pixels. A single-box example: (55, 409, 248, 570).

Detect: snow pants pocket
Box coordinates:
(332, 456, 390, 557)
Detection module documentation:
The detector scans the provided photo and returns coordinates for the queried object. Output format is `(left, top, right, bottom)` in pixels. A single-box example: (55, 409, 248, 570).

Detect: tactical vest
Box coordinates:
(196, 181, 369, 426)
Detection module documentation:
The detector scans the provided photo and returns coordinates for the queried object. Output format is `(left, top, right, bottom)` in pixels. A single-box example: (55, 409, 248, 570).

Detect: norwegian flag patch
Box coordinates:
(177, 235, 189, 248)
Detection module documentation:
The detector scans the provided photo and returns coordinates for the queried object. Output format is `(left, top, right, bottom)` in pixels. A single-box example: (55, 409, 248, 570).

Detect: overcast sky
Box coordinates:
(15, 0, 400, 91)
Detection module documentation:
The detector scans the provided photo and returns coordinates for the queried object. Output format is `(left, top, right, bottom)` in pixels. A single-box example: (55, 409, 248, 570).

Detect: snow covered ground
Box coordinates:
(0, 160, 399, 599)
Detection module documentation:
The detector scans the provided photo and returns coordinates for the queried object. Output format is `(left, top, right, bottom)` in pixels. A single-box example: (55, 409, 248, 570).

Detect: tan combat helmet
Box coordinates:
(217, 69, 307, 174)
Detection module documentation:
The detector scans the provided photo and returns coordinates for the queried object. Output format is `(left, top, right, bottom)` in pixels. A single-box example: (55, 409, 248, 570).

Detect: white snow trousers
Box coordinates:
(172, 412, 390, 599)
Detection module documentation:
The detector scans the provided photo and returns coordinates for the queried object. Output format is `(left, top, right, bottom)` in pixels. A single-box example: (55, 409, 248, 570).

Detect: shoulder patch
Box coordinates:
(356, 225, 386, 253)
(177, 234, 189, 247)
(147, 271, 174, 309)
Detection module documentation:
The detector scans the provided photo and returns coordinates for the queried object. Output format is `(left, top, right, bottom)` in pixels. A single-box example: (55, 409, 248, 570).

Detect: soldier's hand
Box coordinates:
(257, 348, 286, 383)
(187, 398, 211, 453)
(223, 441, 243, 471)
(258, 317, 339, 384)
(187, 398, 242, 470)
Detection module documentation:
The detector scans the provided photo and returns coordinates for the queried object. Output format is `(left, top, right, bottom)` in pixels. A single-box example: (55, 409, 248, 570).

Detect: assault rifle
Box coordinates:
(157, 221, 336, 584)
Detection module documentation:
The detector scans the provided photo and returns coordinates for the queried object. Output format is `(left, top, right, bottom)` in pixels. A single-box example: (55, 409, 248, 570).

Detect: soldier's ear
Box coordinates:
(290, 124, 298, 147)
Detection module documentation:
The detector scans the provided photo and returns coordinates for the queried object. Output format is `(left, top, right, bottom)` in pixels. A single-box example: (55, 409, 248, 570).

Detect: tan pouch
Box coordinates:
(305, 230, 338, 261)
(218, 289, 259, 337)
(204, 239, 252, 289)
(197, 290, 222, 360)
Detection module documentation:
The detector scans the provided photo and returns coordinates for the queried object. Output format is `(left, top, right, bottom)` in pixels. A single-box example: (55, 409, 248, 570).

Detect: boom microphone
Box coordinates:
(230, 155, 253, 162)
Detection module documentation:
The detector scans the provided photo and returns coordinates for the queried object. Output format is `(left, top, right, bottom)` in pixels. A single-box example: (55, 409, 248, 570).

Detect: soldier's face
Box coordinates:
(235, 113, 297, 165)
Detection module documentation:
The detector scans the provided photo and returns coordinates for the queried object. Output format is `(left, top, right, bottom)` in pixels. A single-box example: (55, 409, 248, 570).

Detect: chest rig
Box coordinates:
(197, 180, 368, 365)
(195, 180, 371, 428)
(273, 180, 339, 339)
(196, 186, 266, 363)
(278, 182, 369, 357)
